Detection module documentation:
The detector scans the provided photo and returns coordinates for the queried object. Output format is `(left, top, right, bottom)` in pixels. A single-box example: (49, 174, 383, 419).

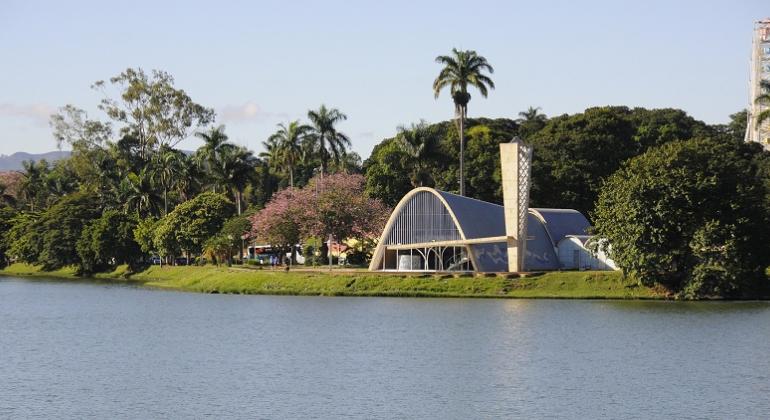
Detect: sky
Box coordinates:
(0, 0, 767, 158)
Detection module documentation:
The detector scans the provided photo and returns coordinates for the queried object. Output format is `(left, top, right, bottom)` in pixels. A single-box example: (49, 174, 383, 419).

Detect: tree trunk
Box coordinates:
(320, 137, 326, 179)
(236, 190, 242, 215)
(289, 166, 294, 189)
(163, 188, 168, 216)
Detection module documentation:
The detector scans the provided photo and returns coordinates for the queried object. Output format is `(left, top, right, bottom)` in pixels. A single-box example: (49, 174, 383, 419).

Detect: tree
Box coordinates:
(194, 125, 230, 191)
(203, 234, 235, 266)
(150, 146, 186, 215)
(18, 159, 51, 211)
(364, 117, 518, 205)
(592, 138, 770, 298)
(266, 121, 312, 188)
(249, 188, 305, 261)
(5, 211, 42, 264)
(36, 192, 103, 270)
(121, 169, 162, 217)
(250, 174, 390, 265)
(396, 120, 439, 187)
(363, 139, 413, 206)
(215, 145, 258, 215)
(133, 217, 159, 256)
(433, 48, 495, 196)
(0, 205, 17, 268)
(50, 104, 112, 150)
(300, 174, 390, 248)
(77, 210, 142, 273)
(307, 105, 351, 176)
(516, 106, 547, 139)
(153, 192, 234, 260)
(464, 125, 504, 203)
(528, 107, 638, 216)
(93, 67, 215, 159)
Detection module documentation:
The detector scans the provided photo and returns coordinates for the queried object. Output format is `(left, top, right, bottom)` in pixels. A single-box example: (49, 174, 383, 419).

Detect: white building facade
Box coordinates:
(746, 19, 770, 148)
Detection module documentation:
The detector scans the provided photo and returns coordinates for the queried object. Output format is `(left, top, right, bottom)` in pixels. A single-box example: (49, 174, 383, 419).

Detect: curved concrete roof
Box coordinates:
(369, 187, 593, 272)
(435, 190, 505, 239)
(434, 190, 590, 244)
(529, 208, 591, 247)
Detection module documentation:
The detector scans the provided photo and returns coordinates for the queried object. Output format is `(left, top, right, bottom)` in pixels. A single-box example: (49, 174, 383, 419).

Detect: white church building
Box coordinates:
(368, 140, 618, 273)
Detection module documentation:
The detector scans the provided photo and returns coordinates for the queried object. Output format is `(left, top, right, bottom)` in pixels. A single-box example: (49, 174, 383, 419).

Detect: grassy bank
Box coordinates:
(0, 263, 666, 299)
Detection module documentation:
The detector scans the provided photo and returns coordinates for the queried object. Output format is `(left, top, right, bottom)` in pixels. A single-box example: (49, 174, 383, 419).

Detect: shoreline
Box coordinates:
(0, 263, 673, 299)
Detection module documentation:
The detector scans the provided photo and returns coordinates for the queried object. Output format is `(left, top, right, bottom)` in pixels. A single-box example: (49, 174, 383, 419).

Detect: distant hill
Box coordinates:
(0, 151, 71, 171)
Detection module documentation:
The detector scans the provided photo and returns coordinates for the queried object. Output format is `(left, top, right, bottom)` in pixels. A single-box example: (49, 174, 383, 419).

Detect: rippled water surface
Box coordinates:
(1, 277, 770, 419)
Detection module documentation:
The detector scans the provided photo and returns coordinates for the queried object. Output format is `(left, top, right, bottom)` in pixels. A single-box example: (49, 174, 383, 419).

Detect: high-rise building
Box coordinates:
(746, 19, 770, 147)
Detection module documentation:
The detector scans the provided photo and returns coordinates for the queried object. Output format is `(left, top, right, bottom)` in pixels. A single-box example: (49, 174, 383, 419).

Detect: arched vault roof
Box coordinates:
(369, 187, 591, 272)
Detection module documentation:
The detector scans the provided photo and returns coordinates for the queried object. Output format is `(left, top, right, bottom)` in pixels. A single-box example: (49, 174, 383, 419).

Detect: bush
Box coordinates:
(593, 138, 770, 298)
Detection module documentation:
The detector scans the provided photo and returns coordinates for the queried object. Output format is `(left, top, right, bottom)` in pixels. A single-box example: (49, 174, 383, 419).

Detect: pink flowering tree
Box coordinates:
(300, 173, 389, 244)
(249, 173, 390, 264)
(249, 188, 306, 261)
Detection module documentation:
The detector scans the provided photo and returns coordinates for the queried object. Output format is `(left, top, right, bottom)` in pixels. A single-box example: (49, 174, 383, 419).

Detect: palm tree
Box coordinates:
(327, 151, 362, 174)
(216, 145, 258, 214)
(194, 125, 230, 192)
(18, 160, 50, 211)
(150, 146, 185, 215)
(756, 80, 770, 127)
(175, 154, 203, 202)
(122, 169, 161, 217)
(396, 121, 439, 187)
(307, 105, 351, 177)
(517, 106, 548, 139)
(433, 48, 494, 196)
(267, 120, 312, 188)
(517, 106, 547, 124)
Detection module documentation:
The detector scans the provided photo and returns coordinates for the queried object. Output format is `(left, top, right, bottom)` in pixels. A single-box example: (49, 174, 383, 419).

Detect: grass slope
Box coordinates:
(1, 263, 664, 299)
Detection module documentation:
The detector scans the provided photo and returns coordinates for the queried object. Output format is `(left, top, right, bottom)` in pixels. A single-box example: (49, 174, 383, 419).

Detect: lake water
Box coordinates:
(1, 277, 770, 419)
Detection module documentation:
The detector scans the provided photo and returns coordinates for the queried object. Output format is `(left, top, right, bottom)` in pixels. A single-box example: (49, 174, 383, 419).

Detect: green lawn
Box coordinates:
(0, 263, 665, 299)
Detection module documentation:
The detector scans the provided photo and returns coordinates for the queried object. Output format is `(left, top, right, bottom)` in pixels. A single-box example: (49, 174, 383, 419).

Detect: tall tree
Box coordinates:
(150, 146, 185, 215)
(216, 145, 258, 214)
(307, 105, 351, 176)
(433, 48, 495, 196)
(194, 125, 230, 192)
(50, 104, 112, 150)
(93, 68, 215, 159)
(267, 120, 312, 188)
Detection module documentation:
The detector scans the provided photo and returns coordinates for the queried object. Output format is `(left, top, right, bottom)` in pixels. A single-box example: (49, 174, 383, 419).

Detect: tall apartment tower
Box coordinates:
(746, 19, 770, 148)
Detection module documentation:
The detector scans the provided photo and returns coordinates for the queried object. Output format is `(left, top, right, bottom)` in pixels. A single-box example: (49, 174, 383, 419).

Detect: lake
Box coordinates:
(1, 276, 769, 419)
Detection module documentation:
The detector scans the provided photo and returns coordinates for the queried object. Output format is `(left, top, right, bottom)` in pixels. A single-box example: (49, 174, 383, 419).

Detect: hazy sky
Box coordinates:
(1, 0, 767, 157)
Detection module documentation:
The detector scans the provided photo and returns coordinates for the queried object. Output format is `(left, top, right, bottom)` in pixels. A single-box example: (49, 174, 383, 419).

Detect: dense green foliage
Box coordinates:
(364, 118, 517, 205)
(33, 192, 102, 270)
(153, 192, 234, 258)
(529, 107, 715, 217)
(0, 205, 16, 268)
(593, 138, 770, 298)
(2, 63, 767, 300)
(77, 211, 142, 273)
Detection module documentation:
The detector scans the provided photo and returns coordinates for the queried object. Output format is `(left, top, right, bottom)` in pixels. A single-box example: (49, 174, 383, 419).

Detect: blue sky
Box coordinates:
(0, 0, 767, 157)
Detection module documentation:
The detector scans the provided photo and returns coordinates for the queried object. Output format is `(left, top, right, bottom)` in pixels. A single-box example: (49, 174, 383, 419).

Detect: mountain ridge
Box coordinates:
(0, 151, 71, 171)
